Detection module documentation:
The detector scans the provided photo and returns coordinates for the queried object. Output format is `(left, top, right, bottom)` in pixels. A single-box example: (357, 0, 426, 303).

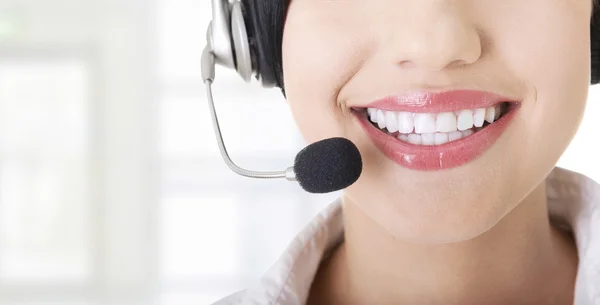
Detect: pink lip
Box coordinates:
(355, 90, 521, 171)
(364, 90, 514, 113)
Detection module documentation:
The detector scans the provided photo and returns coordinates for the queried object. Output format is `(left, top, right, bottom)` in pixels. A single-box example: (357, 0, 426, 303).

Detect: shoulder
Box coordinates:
(547, 167, 600, 304)
(546, 167, 600, 214)
(210, 199, 345, 305)
(211, 290, 246, 305)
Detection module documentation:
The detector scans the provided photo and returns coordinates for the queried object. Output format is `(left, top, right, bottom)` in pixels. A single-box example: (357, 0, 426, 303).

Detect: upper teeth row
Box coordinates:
(368, 105, 502, 134)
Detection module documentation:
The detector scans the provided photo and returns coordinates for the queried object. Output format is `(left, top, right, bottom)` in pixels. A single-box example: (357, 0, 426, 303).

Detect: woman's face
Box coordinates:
(282, 0, 593, 243)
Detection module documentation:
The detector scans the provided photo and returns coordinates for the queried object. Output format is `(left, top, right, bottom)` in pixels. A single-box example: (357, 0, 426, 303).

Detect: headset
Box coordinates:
(204, 0, 600, 88)
(204, 0, 287, 89)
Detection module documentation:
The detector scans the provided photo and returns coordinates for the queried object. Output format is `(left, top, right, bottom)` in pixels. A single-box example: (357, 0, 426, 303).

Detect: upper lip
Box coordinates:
(358, 90, 519, 113)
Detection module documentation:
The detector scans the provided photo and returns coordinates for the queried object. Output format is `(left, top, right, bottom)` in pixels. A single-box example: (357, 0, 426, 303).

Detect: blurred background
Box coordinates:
(0, 0, 598, 304)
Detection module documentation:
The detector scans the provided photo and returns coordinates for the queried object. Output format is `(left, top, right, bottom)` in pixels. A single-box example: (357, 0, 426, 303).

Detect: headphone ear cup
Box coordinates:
(244, 0, 279, 88)
(230, 1, 254, 82)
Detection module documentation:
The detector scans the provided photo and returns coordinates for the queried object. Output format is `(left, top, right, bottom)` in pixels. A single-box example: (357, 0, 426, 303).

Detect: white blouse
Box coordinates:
(214, 167, 600, 305)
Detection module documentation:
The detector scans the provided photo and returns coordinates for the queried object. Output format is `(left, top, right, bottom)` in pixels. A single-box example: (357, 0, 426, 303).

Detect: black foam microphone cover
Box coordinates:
(294, 137, 363, 194)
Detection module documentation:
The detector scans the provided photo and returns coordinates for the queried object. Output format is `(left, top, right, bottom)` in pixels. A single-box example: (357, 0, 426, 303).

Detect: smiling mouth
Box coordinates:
(362, 102, 517, 146)
(353, 89, 522, 171)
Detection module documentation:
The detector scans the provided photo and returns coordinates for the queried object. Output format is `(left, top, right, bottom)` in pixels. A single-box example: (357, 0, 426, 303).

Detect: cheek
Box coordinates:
(281, 7, 374, 142)
(495, 3, 590, 144)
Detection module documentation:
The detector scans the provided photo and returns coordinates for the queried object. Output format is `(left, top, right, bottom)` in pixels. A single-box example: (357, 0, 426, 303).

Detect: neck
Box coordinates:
(309, 181, 578, 305)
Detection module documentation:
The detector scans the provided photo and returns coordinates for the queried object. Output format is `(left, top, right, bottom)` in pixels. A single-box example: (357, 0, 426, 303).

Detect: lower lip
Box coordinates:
(356, 105, 520, 171)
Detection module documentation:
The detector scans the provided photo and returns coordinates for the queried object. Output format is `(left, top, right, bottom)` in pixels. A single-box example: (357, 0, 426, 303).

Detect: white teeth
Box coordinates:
(397, 130, 465, 145)
(421, 133, 435, 146)
(368, 105, 505, 133)
(376, 110, 386, 129)
(408, 134, 422, 145)
(473, 108, 485, 128)
(436, 112, 458, 132)
(434, 133, 449, 145)
(397, 112, 414, 134)
(485, 106, 496, 123)
(448, 131, 463, 142)
(385, 111, 399, 133)
(369, 109, 378, 122)
(368, 108, 377, 118)
(414, 113, 437, 134)
(457, 110, 474, 131)
(368, 104, 508, 145)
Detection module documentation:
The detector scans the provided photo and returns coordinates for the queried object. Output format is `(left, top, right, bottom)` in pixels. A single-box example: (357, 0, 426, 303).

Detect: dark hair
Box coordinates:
(245, 0, 288, 93)
(249, 1, 599, 91)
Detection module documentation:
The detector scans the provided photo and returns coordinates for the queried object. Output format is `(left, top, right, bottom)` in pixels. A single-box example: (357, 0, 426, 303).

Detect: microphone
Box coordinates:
(202, 46, 363, 193)
(293, 137, 362, 193)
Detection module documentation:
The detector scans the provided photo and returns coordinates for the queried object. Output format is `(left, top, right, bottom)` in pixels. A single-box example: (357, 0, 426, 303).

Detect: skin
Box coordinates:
(281, 0, 595, 304)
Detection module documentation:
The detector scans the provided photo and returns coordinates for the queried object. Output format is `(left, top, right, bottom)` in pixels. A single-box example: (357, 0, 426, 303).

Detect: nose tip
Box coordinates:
(398, 58, 476, 71)
(384, 4, 483, 72)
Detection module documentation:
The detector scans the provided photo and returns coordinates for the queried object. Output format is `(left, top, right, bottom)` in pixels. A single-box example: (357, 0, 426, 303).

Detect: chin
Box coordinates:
(345, 172, 517, 244)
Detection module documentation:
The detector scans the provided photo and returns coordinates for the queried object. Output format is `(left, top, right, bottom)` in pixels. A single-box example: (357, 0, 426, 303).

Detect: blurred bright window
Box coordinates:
(0, 58, 92, 284)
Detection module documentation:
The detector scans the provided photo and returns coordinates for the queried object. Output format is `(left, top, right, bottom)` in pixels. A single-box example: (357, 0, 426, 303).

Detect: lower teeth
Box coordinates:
(395, 129, 477, 146)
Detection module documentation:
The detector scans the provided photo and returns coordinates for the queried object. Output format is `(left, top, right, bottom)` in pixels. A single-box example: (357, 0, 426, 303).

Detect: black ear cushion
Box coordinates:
(243, 0, 288, 89)
(592, 8, 600, 84)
